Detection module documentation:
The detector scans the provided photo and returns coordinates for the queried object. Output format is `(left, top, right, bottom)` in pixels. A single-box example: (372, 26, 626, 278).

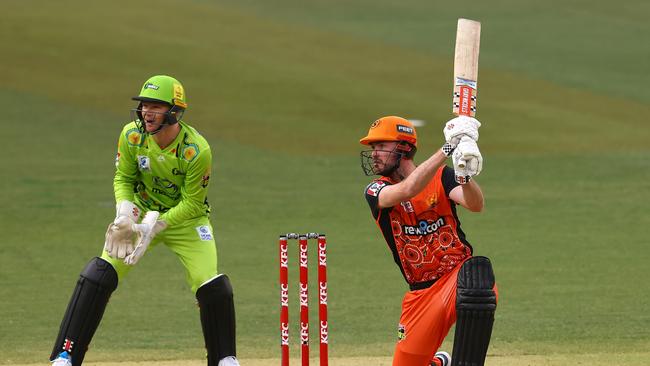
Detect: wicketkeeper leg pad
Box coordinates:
(50, 257, 118, 366)
(451, 256, 496, 366)
(196, 274, 237, 366)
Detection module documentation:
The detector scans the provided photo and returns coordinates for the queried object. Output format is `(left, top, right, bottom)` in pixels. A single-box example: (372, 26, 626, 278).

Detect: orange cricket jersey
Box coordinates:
(365, 165, 472, 289)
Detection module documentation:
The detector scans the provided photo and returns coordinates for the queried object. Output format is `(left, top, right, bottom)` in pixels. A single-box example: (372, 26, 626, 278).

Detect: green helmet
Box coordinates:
(132, 75, 188, 109)
(131, 75, 187, 133)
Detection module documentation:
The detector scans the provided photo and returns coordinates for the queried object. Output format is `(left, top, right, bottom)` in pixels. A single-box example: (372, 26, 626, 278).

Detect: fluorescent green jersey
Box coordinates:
(114, 121, 211, 227)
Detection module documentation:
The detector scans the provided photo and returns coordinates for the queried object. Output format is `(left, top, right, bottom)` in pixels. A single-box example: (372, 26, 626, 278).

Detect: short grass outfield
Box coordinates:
(1, 0, 649, 365)
(12, 351, 650, 366)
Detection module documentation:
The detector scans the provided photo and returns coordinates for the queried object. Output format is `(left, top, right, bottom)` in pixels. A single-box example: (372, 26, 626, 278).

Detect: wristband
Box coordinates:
(442, 142, 455, 157)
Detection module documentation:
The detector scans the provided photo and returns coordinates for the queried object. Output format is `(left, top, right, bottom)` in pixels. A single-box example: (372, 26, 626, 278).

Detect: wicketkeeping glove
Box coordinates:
(444, 115, 481, 148)
(124, 211, 167, 265)
(104, 201, 141, 259)
(453, 136, 483, 184)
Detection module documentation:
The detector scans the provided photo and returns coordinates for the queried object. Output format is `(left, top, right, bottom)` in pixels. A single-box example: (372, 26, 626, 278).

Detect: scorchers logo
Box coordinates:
(402, 217, 446, 235)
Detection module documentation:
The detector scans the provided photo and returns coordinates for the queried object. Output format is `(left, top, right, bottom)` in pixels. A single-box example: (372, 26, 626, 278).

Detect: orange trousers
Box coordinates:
(392, 261, 498, 366)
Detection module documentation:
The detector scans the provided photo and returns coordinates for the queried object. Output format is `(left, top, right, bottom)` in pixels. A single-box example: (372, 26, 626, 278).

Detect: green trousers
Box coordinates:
(101, 216, 218, 293)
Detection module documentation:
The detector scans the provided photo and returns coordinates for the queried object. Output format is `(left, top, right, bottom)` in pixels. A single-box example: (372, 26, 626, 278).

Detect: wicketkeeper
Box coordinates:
(360, 116, 497, 366)
(49, 75, 239, 366)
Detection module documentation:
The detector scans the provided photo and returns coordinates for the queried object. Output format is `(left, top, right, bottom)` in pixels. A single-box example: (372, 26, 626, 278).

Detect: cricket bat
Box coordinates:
(452, 18, 481, 168)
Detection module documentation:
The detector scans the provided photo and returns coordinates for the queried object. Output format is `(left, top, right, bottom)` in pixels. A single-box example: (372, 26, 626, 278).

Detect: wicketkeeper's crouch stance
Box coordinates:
(49, 75, 239, 366)
(359, 116, 497, 366)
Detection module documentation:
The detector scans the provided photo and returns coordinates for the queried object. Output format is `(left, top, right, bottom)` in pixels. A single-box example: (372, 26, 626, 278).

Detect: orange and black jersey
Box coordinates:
(365, 165, 472, 290)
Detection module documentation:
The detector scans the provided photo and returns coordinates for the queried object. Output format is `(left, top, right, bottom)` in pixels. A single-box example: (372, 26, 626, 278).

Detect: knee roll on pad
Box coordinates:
(451, 256, 496, 366)
(50, 257, 118, 366)
(196, 274, 237, 366)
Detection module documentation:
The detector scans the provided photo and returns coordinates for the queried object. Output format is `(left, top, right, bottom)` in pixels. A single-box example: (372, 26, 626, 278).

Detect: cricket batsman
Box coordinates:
(360, 116, 497, 366)
(49, 75, 239, 366)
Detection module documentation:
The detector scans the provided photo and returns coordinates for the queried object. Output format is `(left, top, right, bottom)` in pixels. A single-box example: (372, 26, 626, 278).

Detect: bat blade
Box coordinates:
(452, 18, 481, 169)
(452, 18, 481, 118)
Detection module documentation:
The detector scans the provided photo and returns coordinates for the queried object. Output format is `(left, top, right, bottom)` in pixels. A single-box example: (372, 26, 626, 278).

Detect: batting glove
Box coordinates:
(444, 115, 481, 148)
(453, 136, 483, 184)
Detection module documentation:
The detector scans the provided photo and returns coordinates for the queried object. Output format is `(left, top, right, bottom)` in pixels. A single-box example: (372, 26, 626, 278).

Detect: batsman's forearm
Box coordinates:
(401, 149, 449, 197)
(461, 180, 484, 212)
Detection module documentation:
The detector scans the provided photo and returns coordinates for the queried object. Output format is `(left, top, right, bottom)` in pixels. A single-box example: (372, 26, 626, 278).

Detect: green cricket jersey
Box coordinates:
(114, 121, 211, 227)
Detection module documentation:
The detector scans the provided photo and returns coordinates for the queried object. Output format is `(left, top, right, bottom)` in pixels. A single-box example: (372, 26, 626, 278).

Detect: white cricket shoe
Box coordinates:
(218, 356, 240, 366)
(51, 352, 72, 366)
(433, 351, 451, 366)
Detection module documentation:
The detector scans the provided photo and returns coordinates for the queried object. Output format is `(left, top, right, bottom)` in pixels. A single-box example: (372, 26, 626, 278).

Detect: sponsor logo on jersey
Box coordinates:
(366, 181, 386, 197)
(137, 155, 150, 172)
(196, 225, 213, 241)
(400, 201, 414, 213)
(402, 217, 445, 235)
(152, 176, 180, 200)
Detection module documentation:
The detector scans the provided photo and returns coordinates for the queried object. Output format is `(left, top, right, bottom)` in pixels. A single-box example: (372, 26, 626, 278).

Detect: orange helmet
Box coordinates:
(359, 116, 417, 147)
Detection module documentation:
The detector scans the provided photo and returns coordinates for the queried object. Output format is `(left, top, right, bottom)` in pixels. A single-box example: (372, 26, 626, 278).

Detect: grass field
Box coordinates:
(1, 0, 649, 365)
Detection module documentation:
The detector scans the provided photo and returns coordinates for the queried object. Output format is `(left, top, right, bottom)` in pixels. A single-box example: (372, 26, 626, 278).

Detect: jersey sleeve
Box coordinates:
(441, 165, 460, 197)
(159, 147, 212, 226)
(364, 180, 390, 219)
(113, 127, 138, 203)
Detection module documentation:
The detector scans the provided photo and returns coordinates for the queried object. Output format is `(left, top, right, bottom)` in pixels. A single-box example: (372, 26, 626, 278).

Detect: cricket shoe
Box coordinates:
(431, 351, 450, 366)
(51, 351, 72, 366)
(217, 356, 240, 366)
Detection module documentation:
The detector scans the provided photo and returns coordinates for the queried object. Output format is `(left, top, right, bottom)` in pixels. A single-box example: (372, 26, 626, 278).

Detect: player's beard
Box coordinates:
(375, 153, 402, 176)
(360, 150, 402, 176)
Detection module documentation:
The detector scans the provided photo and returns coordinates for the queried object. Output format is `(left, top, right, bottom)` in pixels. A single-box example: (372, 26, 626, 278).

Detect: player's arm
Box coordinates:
(377, 149, 448, 209)
(159, 147, 212, 226)
(113, 128, 138, 203)
(449, 180, 484, 212)
(106, 127, 143, 260)
(378, 113, 482, 208)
